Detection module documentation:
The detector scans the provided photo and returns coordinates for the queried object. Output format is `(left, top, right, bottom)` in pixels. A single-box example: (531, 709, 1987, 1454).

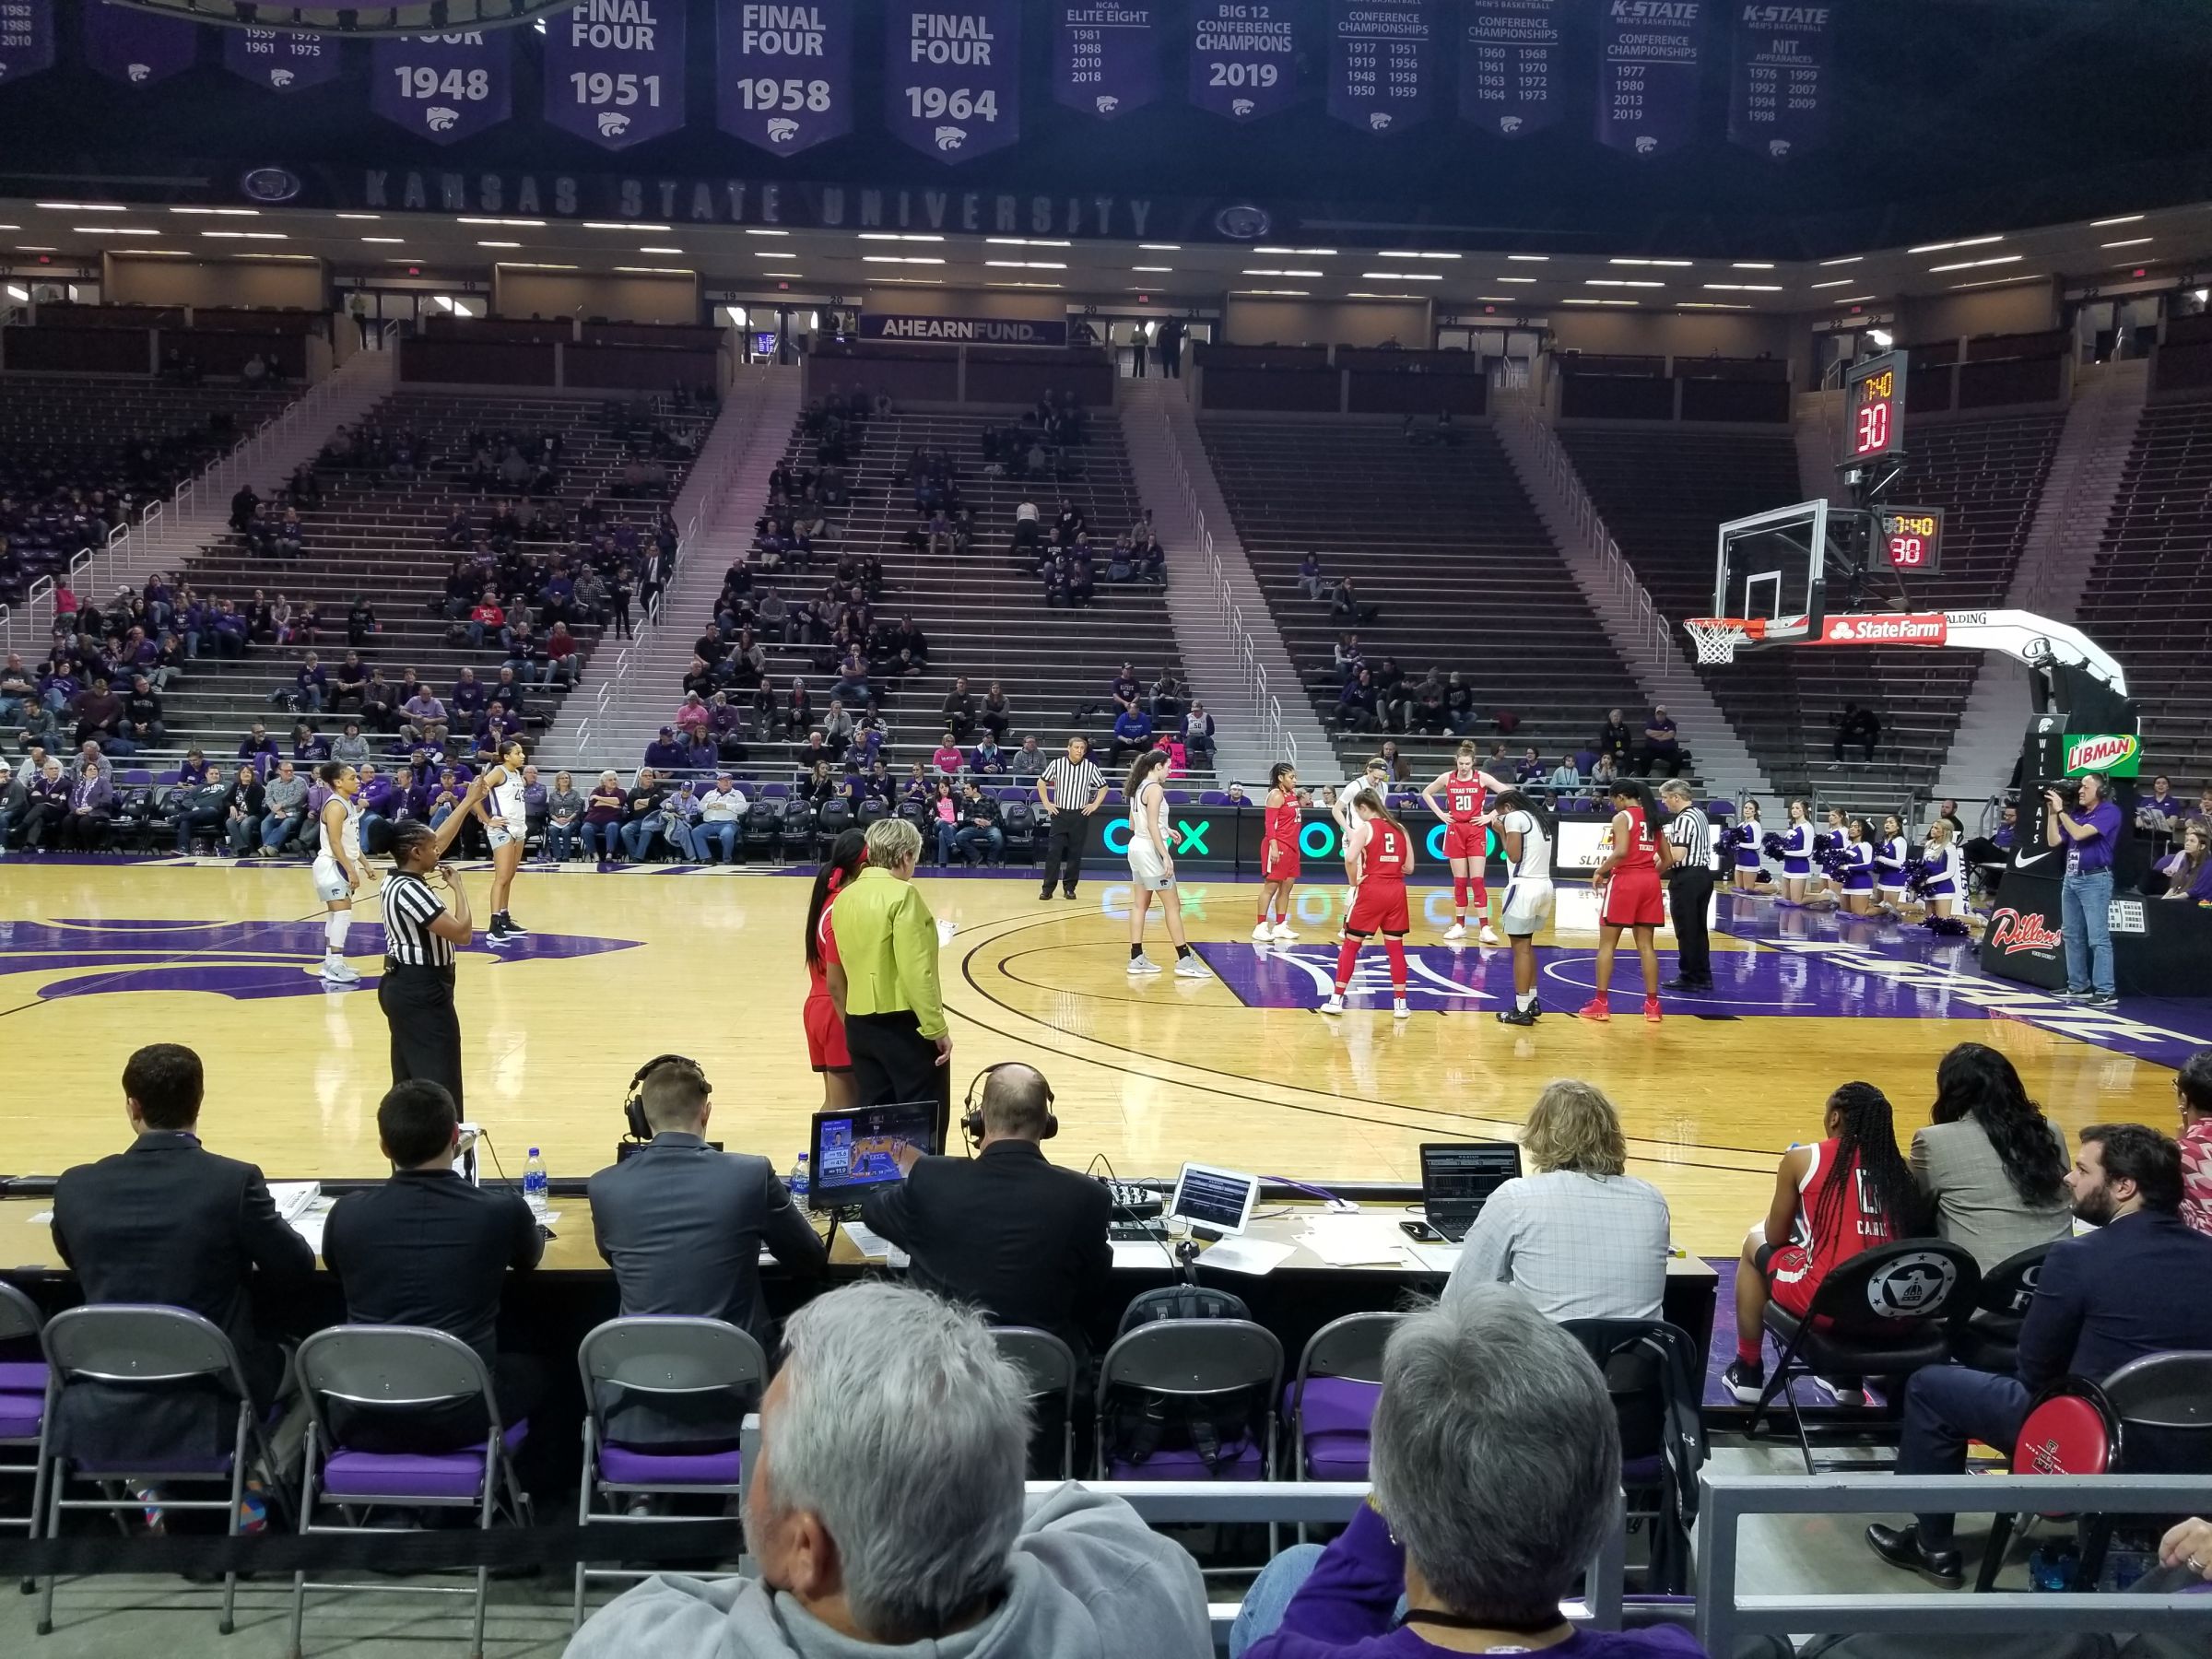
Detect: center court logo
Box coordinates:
(0, 919, 639, 1002)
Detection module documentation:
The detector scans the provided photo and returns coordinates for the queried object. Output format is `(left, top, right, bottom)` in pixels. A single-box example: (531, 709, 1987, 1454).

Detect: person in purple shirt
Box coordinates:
(450, 668, 487, 717)
(642, 726, 688, 771)
(358, 764, 397, 819)
(238, 723, 280, 762)
(2045, 769, 2124, 1006)
(1230, 1288, 1707, 1659)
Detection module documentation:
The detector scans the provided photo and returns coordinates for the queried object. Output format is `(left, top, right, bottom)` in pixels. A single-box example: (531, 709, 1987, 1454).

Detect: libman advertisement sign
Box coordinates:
(2062, 733, 2142, 778)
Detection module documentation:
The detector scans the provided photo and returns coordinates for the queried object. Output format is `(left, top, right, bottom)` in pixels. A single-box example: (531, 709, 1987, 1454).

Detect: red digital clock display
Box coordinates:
(1873, 506, 1945, 577)
(1844, 350, 1908, 465)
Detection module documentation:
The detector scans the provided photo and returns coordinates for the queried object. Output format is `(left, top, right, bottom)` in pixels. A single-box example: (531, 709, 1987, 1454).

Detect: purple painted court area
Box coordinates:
(0, 919, 639, 1002)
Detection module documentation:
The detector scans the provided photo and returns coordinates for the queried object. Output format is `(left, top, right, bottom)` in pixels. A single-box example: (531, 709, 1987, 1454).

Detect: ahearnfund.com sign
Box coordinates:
(858, 313, 1070, 346)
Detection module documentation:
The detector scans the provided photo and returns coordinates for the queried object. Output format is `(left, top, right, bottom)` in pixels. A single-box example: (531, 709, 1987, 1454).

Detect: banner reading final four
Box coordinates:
(717, 1, 855, 157)
(544, 0, 687, 151)
(1191, 0, 1300, 123)
(1328, 1, 1440, 134)
(1597, 0, 1703, 156)
(1727, 1, 1831, 159)
(1053, 5, 1160, 120)
(0, 0, 56, 88)
(883, 3, 1021, 163)
(370, 33, 513, 146)
(83, 1, 197, 88)
(223, 29, 343, 94)
(1460, 0, 1561, 138)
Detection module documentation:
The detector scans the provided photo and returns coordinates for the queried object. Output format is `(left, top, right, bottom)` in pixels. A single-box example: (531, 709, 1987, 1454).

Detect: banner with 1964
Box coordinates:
(370, 32, 513, 146)
(544, 0, 687, 150)
(1053, 4, 1159, 120)
(717, 1, 854, 156)
(883, 2, 1021, 163)
(1460, 0, 1561, 137)
(1191, 0, 1300, 123)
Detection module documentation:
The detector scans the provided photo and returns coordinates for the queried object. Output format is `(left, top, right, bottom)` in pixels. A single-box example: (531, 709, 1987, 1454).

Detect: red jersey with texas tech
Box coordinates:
(1442, 773, 1487, 821)
(1615, 804, 1658, 871)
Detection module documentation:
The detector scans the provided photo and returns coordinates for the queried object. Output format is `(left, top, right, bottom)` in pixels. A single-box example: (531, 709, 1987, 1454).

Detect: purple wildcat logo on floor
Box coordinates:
(0, 920, 640, 1002)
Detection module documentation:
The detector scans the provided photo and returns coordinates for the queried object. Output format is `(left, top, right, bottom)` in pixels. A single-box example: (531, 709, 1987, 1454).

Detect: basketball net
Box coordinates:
(1685, 618, 1762, 665)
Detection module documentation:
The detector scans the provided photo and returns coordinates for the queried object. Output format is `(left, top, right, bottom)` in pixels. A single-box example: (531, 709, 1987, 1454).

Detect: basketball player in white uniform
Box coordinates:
(477, 736, 531, 945)
(1489, 788, 1555, 1027)
(1124, 747, 1209, 978)
(312, 760, 365, 985)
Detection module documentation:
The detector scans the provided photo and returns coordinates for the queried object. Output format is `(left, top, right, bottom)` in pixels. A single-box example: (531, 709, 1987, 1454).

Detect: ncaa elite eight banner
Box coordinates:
(1191, 0, 1300, 123)
(371, 33, 514, 145)
(718, 2, 854, 156)
(1460, 0, 1561, 137)
(1328, 0, 1440, 134)
(883, 2, 1021, 162)
(0, 0, 57, 88)
(1053, 5, 1160, 120)
(1728, 1, 1830, 159)
(544, 0, 687, 150)
(1597, 0, 1703, 155)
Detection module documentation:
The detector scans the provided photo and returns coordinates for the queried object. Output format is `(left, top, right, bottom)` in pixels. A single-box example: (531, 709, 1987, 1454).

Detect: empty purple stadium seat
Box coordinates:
(1108, 1441, 1265, 1480)
(597, 1444, 742, 1485)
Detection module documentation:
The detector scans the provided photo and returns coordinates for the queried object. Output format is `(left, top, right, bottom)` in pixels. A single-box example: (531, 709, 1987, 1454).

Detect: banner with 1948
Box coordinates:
(370, 32, 514, 146)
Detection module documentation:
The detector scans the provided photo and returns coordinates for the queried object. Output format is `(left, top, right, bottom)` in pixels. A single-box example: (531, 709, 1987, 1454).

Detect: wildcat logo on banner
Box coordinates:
(1327, 0, 1438, 134)
(1191, 0, 1300, 123)
(545, 0, 687, 151)
(0, 0, 58, 88)
(1052, 4, 1159, 119)
(84, 1, 197, 88)
(1728, 1, 1830, 158)
(883, 3, 1021, 163)
(1460, 0, 1560, 137)
(1597, 0, 1703, 157)
(223, 28, 343, 93)
(718, 0, 854, 155)
(370, 32, 513, 147)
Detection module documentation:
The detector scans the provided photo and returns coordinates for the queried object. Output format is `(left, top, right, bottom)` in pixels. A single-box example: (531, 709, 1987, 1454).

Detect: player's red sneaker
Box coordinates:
(1577, 998, 1610, 1023)
(1643, 995, 1664, 1025)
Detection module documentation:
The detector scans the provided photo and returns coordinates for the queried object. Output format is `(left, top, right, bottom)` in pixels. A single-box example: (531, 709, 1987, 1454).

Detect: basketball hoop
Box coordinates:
(1686, 617, 1760, 665)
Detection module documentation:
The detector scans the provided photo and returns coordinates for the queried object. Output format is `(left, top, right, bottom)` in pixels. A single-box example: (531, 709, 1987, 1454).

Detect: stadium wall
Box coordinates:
(492, 270, 700, 326)
(1222, 298, 1430, 349)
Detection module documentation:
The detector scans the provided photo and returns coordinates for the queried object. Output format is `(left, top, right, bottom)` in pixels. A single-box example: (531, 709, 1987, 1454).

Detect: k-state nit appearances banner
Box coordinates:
(718, 0, 856, 157)
(1597, 0, 1704, 157)
(1461, 0, 1561, 137)
(1053, 4, 1160, 120)
(371, 32, 514, 146)
(883, 2, 1021, 163)
(1192, 0, 1300, 123)
(1728, 0, 1831, 159)
(544, 0, 688, 151)
(1328, 0, 1440, 134)
(861, 313, 1069, 346)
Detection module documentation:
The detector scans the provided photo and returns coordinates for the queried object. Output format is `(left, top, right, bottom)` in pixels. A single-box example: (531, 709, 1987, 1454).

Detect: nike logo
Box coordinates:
(2011, 850, 2052, 869)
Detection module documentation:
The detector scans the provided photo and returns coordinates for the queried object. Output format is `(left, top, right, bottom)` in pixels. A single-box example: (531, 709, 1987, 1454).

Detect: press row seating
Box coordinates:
(1197, 418, 1653, 781)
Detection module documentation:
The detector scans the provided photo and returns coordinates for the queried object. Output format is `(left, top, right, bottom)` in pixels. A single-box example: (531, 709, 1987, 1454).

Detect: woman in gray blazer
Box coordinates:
(1911, 1042, 2072, 1273)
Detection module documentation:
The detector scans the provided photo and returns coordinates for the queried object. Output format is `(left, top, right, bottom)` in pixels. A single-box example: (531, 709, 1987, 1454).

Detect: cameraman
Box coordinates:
(2045, 771, 2123, 1007)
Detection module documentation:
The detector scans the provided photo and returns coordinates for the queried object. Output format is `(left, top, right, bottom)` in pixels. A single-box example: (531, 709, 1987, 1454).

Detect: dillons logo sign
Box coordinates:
(1986, 908, 2064, 957)
(2065, 734, 2138, 772)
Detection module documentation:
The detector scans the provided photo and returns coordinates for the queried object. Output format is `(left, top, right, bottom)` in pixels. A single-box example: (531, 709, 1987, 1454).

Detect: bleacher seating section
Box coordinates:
(1199, 418, 1648, 779)
(2082, 397, 2212, 782)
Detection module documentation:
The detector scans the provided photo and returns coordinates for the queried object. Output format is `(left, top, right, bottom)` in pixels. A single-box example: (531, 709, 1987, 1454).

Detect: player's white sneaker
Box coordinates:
(1477, 924, 1501, 947)
(319, 959, 360, 984)
(1126, 953, 1161, 975)
(1251, 923, 1275, 942)
(1173, 954, 1212, 979)
(1320, 993, 1346, 1015)
(1441, 922, 1467, 941)
(1269, 924, 1299, 942)
(1393, 997, 1412, 1019)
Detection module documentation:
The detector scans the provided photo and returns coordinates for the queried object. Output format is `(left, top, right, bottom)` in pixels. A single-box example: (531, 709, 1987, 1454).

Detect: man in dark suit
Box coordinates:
(1870, 1122, 2212, 1581)
(861, 1063, 1112, 1365)
(321, 1080, 543, 1451)
(52, 1043, 315, 1458)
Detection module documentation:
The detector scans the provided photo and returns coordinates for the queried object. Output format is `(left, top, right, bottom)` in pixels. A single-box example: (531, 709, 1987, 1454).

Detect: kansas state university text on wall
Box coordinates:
(544, 0, 688, 151)
(717, 1, 855, 157)
(882, 3, 1022, 163)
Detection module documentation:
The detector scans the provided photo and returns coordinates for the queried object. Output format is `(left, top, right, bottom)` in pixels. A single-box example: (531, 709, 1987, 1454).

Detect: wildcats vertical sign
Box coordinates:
(1460, 0, 1560, 138)
(224, 29, 342, 93)
(1053, 5, 1160, 120)
(370, 33, 513, 146)
(884, 3, 1021, 163)
(1192, 1, 1300, 123)
(1328, 0, 1439, 135)
(717, 2, 854, 158)
(1597, 0, 1703, 156)
(544, 0, 688, 150)
(1729, 2, 1830, 159)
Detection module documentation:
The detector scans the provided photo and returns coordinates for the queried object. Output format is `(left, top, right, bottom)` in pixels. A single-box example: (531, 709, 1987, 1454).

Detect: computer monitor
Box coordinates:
(1169, 1161, 1261, 1240)
(1419, 1142, 1524, 1241)
(808, 1101, 940, 1212)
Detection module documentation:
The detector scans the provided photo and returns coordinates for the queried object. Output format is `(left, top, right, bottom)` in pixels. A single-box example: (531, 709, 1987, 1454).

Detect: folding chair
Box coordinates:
(1974, 1375, 2123, 1593)
(0, 1282, 48, 1551)
(37, 1305, 278, 1636)
(1284, 1312, 1400, 1483)
(2101, 1349, 2212, 1477)
(572, 1318, 765, 1630)
(289, 1325, 532, 1659)
(1563, 1318, 1708, 1594)
(1949, 1242, 2054, 1375)
(992, 1327, 1078, 1481)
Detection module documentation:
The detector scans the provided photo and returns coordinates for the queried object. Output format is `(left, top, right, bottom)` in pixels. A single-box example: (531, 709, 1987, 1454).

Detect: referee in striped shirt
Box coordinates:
(1035, 735, 1107, 899)
(377, 777, 488, 1107)
(1658, 781, 1714, 992)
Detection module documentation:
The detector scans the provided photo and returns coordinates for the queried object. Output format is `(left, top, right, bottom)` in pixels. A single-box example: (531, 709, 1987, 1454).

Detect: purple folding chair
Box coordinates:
(1285, 1312, 1401, 1487)
(571, 1317, 764, 1630)
(289, 1325, 531, 1659)
(0, 1282, 48, 1566)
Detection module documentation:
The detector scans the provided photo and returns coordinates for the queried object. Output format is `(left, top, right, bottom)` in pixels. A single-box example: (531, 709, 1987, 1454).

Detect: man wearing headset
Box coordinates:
(861, 1062, 1112, 1369)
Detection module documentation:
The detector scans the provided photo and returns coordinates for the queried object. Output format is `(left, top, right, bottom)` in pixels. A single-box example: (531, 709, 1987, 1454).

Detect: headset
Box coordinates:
(958, 1062, 1057, 1152)
(622, 1053, 712, 1144)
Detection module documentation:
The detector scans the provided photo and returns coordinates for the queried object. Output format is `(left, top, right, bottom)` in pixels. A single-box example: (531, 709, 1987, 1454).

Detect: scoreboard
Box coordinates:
(1872, 506, 1945, 577)
(1842, 350, 1908, 465)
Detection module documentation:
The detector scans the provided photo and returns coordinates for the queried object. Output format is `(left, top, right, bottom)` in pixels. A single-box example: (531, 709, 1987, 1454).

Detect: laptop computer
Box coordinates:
(1419, 1142, 1524, 1241)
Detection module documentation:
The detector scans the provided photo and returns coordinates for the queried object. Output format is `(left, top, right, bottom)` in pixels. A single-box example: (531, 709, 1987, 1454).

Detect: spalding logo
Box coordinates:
(767, 117, 799, 142)
(934, 124, 966, 149)
(1634, 135, 1658, 153)
(597, 111, 630, 136)
(426, 105, 460, 132)
(1095, 94, 1119, 113)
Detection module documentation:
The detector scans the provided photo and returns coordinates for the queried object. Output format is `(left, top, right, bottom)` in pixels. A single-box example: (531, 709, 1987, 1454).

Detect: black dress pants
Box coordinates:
(846, 1011, 951, 1147)
(1040, 808, 1089, 894)
(1667, 868, 1715, 985)
(380, 960, 465, 1109)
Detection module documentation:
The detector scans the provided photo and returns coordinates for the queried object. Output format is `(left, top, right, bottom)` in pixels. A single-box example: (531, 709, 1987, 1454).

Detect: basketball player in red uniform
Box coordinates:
(1321, 788, 1415, 1019)
(1419, 741, 1511, 945)
(804, 829, 867, 1112)
(1582, 781, 1671, 1025)
(1253, 761, 1302, 942)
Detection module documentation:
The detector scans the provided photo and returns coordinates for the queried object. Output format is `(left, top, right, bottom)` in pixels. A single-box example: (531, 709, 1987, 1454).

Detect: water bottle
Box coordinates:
(523, 1147, 549, 1220)
(2029, 1544, 2077, 1592)
(788, 1152, 810, 1204)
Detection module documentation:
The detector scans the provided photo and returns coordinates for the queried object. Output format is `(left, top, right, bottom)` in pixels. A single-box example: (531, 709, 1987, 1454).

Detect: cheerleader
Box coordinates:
(1779, 798, 1817, 905)
(1839, 818, 1878, 916)
(1253, 761, 1301, 942)
(1874, 813, 1911, 912)
(1732, 798, 1766, 893)
(1921, 819, 1966, 920)
(1806, 806, 1849, 907)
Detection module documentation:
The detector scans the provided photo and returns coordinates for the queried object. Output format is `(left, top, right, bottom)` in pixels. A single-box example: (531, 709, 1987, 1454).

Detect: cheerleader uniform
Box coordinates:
(1875, 835, 1910, 900)
(1841, 840, 1876, 896)
(1922, 840, 1963, 903)
(1734, 821, 1765, 874)
(1782, 821, 1815, 880)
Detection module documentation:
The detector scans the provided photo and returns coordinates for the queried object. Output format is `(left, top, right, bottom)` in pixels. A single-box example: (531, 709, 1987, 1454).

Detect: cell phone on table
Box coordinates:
(1398, 1219, 1443, 1242)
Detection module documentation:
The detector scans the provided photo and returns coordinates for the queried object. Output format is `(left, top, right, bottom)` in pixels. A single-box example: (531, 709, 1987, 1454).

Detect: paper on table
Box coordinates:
(267, 1182, 321, 1222)
(1297, 1211, 1419, 1268)
(1196, 1236, 1296, 1277)
(1404, 1241, 1463, 1275)
(1112, 1240, 1180, 1271)
(839, 1219, 911, 1269)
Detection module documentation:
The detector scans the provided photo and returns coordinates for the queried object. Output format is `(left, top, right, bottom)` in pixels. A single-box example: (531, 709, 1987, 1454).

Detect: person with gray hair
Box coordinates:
(569, 1282, 1211, 1658)
(1230, 1285, 1707, 1658)
(830, 817, 953, 1140)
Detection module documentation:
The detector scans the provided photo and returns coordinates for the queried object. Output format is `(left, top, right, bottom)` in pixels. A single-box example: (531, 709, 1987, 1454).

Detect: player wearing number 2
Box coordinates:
(1321, 788, 1415, 1020)
(1419, 741, 1511, 946)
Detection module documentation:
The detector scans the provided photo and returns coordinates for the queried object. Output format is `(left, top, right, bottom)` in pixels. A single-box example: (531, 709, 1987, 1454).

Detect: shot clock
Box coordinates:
(1872, 506, 1946, 577)
(1842, 350, 1908, 465)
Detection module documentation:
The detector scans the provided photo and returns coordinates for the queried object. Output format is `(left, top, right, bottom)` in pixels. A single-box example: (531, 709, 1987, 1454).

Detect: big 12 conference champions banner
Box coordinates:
(1597, 0, 1703, 156)
(544, 0, 687, 150)
(371, 33, 513, 146)
(1191, 0, 1300, 123)
(1728, 0, 1830, 159)
(1460, 0, 1561, 137)
(0, 0, 57, 88)
(718, 1, 855, 156)
(1053, 4, 1159, 120)
(224, 29, 343, 93)
(883, 2, 1021, 163)
(1328, 0, 1439, 134)
(84, 1, 197, 87)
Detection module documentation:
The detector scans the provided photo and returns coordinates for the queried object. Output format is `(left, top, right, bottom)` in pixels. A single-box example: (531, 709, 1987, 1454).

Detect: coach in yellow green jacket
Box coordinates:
(827, 818, 952, 1144)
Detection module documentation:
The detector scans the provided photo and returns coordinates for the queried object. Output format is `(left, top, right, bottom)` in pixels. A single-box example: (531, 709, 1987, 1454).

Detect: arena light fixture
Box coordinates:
(1681, 301, 1751, 310)
(858, 233, 944, 243)
(1494, 276, 1537, 284)
(1830, 294, 1878, 304)
(1505, 254, 1549, 262)
(201, 230, 287, 240)
(1907, 234, 2004, 253)
(759, 271, 806, 278)
(477, 241, 523, 249)
(984, 260, 1067, 270)
(583, 221, 672, 231)
(1866, 329, 1894, 347)
(109, 0, 583, 35)
(1817, 255, 1863, 266)
(638, 247, 684, 255)
(613, 266, 693, 275)
(987, 280, 1062, 289)
(16, 246, 57, 252)
(1702, 283, 1783, 292)
(1586, 278, 1663, 288)
(361, 237, 405, 244)
(1561, 297, 1637, 306)
(1346, 291, 1425, 300)
(458, 218, 545, 228)
(1610, 257, 1692, 267)
(1375, 251, 1461, 260)
(1359, 271, 1441, 281)
(1475, 296, 1520, 302)
(1731, 262, 1776, 269)
(861, 255, 946, 265)
(1246, 267, 1324, 277)
(2089, 215, 2145, 227)
(36, 202, 126, 212)
(985, 237, 1072, 248)
(869, 276, 942, 285)
(169, 206, 260, 216)
(121, 250, 191, 257)
(2101, 238, 2152, 249)
(1809, 279, 1854, 289)
(499, 262, 578, 270)
(1926, 254, 2020, 272)
(1234, 288, 1310, 296)
(1950, 273, 2041, 289)
(83, 228, 159, 235)
(335, 213, 381, 221)
(1132, 265, 1173, 273)
(743, 229, 788, 237)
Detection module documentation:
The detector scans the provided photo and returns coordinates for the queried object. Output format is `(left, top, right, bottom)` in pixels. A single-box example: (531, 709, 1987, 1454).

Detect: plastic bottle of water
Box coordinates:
(523, 1147, 549, 1220)
(788, 1152, 810, 1204)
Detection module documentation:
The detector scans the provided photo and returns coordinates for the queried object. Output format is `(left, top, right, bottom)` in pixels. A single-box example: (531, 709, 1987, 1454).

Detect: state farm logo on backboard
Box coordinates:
(1818, 614, 1948, 646)
(1987, 908, 2063, 956)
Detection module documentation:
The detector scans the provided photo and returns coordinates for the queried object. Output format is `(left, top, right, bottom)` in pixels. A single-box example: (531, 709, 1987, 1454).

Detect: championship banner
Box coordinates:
(1052, 4, 1159, 120)
(223, 28, 343, 93)
(883, 1, 1021, 163)
(860, 312, 1068, 346)
(544, 0, 687, 151)
(1727, 0, 1830, 159)
(83, 1, 197, 87)
(1460, 0, 1561, 137)
(1596, 0, 1703, 157)
(1327, 0, 1438, 134)
(370, 32, 513, 146)
(0, 0, 57, 88)
(1190, 0, 1300, 124)
(716, 0, 854, 158)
